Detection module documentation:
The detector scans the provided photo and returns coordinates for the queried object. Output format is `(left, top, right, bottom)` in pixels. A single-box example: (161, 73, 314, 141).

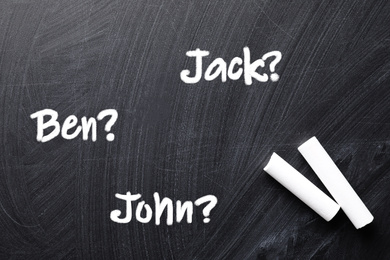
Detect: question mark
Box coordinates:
(195, 195, 218, 223)
(262, 51, 282, 82)
(97, 109, 118, 141)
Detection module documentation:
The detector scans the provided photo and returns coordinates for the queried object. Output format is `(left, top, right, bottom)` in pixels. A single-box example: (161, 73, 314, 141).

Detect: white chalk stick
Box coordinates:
(298, 137, 374, 229)
(264, 153, 340, 221)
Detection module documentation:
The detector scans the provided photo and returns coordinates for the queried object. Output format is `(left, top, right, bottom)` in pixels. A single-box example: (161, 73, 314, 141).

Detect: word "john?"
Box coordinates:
(180, 47, 282, 85)
(110, 192, 218, 225)
(30, 109, 118, 142)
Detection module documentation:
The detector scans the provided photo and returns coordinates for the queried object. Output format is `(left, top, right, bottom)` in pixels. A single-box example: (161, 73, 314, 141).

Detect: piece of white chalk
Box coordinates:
(264, 153, 340, 221)
(298, 137, 374, 229)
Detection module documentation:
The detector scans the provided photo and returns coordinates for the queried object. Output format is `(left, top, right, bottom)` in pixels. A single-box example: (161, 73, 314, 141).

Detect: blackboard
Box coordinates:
(1, 0, 389, 259)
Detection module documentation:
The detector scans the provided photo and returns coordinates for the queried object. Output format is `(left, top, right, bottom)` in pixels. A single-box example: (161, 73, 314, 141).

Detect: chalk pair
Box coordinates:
(264, 137, 373, 229)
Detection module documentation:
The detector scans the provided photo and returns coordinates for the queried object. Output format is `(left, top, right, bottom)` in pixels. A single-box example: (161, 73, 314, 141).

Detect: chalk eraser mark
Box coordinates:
(264, 153, 340, 221)
(298, 137, 374, 229)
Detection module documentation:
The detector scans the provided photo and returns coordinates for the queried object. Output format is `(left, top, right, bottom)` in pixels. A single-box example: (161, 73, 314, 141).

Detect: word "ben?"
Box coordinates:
(30, 109, 118, 142)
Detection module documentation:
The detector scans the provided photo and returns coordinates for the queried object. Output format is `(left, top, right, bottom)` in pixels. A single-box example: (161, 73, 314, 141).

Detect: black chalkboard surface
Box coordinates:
(0, 0, 389, 259)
